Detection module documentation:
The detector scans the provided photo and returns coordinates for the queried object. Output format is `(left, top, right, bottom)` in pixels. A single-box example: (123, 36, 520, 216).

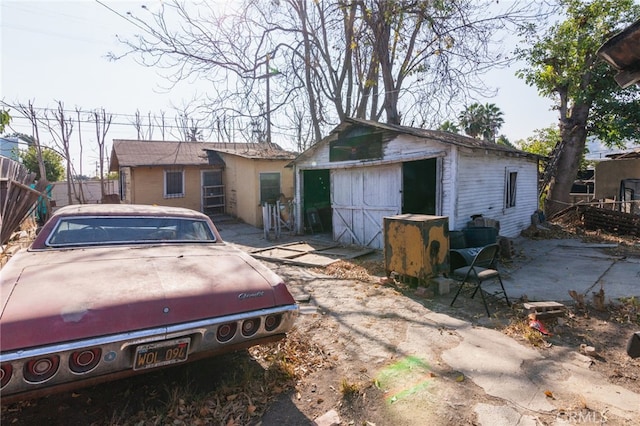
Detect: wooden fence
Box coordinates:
(580, 205, 640, 237)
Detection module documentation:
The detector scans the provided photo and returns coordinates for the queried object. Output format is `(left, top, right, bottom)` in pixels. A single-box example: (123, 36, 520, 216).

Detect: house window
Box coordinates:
(505, 170, 517, 208)
(164, 169, 185, 198)
(260, 172, 280, 204)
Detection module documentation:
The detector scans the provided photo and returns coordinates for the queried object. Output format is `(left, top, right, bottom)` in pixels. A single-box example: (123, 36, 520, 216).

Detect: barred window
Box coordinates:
(164, 169, 185, 198)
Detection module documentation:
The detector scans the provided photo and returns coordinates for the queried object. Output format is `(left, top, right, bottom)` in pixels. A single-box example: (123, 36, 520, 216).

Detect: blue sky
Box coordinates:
(1, 0, 562, 169)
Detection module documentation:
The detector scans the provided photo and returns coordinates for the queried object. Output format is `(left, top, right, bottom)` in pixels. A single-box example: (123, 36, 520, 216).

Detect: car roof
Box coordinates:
(51, 204, 210, 219)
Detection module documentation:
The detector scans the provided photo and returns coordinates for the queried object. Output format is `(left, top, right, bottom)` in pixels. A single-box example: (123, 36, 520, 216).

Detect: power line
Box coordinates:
(94, 0, 150, 35)
(5, 112, 259, 134)
(4, 107, 301, 149)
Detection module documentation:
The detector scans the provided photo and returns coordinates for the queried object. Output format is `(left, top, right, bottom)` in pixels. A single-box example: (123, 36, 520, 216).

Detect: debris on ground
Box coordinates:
(528, 313, 551, 336)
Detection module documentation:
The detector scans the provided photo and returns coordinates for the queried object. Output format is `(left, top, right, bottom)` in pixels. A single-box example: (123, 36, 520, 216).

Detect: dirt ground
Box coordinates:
(2, 220, 640, 425)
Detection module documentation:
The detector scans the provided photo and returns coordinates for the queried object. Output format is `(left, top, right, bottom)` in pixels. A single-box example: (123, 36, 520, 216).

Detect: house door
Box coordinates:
(402, 158, 437, 215)
(331, 165, 401, 249)
(202, 170, 224, 216)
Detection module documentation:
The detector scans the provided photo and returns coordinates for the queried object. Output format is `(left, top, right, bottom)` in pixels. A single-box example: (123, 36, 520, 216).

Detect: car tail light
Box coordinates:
(1, 364, 12, 388)
(216, 323, 237, 342)
(70, 348, 101, 374)
(241, 318, 260, 336)
(24, 356, 60, 383)
(264, 314, 281, 332)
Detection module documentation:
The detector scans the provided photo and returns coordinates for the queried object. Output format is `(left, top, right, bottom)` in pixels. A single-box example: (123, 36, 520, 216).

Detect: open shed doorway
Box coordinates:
(302, 169, 332, 234)
(402, 158, 437, 215)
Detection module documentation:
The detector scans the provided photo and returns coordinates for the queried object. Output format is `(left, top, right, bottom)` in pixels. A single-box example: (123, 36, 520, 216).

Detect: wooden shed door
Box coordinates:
(331, 165, 401, 249)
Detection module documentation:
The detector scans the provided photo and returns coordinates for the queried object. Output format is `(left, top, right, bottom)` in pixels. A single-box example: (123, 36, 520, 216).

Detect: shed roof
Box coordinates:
(606, 148, 640, 160)
(110, 140, 296, 170)
(292, 118, 541, 164)
(597, 19, 640, 88)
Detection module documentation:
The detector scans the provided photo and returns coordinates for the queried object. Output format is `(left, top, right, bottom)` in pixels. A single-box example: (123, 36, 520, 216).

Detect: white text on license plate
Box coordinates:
(133, 337, 190, 371)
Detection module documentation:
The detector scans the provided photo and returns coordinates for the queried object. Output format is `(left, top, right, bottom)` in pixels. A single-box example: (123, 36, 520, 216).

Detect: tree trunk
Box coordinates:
(545, 104, 590, 218)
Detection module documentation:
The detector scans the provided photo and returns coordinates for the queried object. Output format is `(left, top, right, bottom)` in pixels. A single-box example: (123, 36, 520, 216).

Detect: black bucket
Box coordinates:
(463, 227, 498, 247)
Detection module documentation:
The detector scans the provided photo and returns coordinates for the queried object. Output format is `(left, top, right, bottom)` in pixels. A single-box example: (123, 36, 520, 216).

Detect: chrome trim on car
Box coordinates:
(0, 304, 298, 396)
(0, 305, 297, 363)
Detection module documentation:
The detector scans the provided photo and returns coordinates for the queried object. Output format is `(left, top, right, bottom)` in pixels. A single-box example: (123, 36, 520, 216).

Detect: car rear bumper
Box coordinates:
(0, 304, 298, 402)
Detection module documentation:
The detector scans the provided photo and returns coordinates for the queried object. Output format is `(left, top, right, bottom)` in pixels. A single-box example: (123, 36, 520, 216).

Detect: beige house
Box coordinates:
(109, 140, 296, 227)
(594, 151, 640, 200)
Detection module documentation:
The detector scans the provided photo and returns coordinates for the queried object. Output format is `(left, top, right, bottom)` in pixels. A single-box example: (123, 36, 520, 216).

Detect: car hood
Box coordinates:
(0, 244, 293, 351)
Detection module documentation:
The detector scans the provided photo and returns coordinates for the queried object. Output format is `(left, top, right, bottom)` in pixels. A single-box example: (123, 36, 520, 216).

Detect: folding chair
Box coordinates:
(450, 243, 510, 317)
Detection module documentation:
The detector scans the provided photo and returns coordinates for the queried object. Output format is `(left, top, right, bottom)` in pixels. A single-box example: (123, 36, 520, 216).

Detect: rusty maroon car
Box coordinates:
(0, 204, 298, 402)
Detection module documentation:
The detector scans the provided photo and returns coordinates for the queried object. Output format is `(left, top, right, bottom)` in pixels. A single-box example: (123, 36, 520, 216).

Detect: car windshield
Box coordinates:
(46, 216, 217, 247)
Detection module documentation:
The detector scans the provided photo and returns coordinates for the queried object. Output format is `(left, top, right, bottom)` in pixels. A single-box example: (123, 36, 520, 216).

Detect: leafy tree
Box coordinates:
(458, 103, 504, 141)
(19, 146, 65, 182)
(0, 109, 10, 133)
(106, 171, 120, 180)
(518, 126, 560, 159)
(516, 0, 640, 216)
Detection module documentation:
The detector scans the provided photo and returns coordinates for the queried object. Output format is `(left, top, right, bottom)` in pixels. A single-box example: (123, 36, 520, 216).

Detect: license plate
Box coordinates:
(133, 337, 190, 371)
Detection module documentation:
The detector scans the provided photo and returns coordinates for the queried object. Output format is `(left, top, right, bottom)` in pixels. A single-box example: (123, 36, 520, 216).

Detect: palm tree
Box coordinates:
(458, 103, 485, 139)
(438, 120, 460, 134)
(458, 103, 504, 142)
(480, 103, 504, 142)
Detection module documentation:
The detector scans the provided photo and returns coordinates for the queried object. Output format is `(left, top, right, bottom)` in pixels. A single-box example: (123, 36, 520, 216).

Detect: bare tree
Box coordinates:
(155, 110, 167, 140)
(212, 113, 233, 142)
(90, 109, 112, 201)
(3, 100, 47, 181)
(131, 109, 155, 140)
(108, 0, 550, 144)
(147, 111, 154, 140)
(132, 109, 144, 140)
(288, 102, 313, 152)
(74, 107, 86, 203)
(169, 102, 212, 141)
(3, 100, 52, 223)
(45, 101, 75, 205)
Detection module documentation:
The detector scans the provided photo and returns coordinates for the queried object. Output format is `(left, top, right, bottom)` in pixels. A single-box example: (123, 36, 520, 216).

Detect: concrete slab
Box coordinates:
(441, 323, 555, 413)
(474, 403, 538, 426)
(502, 237, 640, 302)
(594, 257, 640, 300)
(220, 222, 640, 423)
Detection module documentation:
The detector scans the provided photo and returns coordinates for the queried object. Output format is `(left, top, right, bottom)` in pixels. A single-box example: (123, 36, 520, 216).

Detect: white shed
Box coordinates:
(291, 118, 540, 249)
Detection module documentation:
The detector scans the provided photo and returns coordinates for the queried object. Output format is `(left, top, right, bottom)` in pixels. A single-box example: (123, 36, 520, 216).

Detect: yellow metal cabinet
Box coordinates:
(384, 214, 449, 283)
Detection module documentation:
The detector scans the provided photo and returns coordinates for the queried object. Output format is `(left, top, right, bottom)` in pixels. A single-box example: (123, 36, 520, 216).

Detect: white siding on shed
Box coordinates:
(454, 152, 538, 237)
(292, 121, 540, 246)
(332, 165, 401, 249)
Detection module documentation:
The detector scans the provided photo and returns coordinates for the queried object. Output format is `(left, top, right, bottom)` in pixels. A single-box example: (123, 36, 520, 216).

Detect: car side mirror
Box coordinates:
(627, 332, 640, 358)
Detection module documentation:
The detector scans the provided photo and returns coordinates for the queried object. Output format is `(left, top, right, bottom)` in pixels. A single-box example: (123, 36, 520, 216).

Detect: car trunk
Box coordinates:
(0, 245, 286, 351)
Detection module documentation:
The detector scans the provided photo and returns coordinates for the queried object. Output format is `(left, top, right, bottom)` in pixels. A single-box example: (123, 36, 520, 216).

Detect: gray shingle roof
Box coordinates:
(291, 118, 541, 165)
(111, 140, 296, 169)
(345, 118, 538, 157)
